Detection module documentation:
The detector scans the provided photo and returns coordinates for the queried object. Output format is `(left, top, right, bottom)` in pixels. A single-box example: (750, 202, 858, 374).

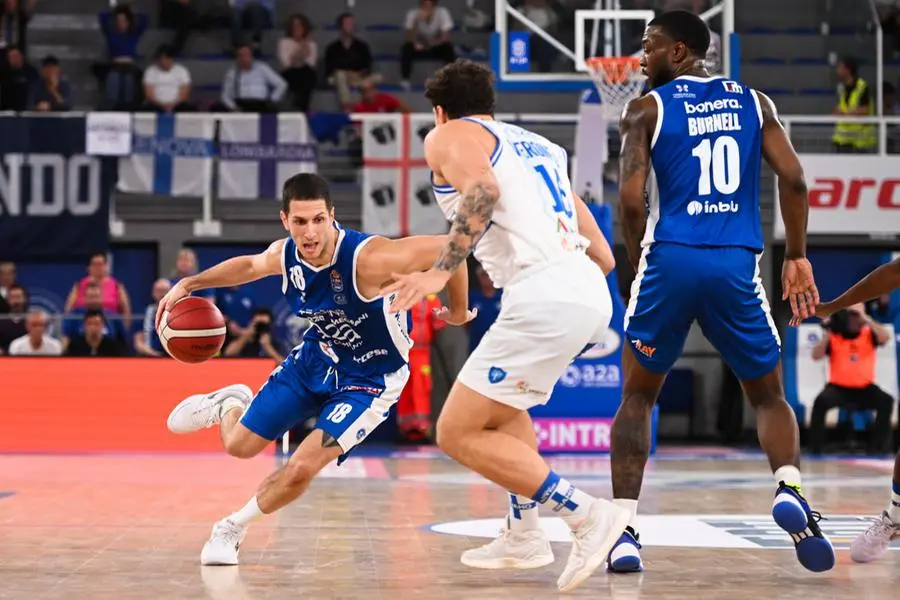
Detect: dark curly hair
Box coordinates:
(424, 60, 496, 120)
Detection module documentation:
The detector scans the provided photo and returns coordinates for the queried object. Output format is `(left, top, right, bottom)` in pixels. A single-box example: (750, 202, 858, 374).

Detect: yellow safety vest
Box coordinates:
(833, 77, 876, 149)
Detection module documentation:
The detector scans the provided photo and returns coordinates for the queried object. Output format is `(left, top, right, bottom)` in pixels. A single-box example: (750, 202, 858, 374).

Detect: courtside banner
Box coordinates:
(774, 155, 900, 237)
(0, 358, 275, 453)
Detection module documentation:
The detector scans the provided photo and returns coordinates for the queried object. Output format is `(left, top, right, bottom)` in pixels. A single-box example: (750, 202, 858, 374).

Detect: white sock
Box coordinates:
(889, 480, 900, 523)
(228, 495, 263, 526)
(774, 465, 802, 491)
(613, 498, 639, 532)
(507, 492, 540, 532)
(532, 471, 594, 528)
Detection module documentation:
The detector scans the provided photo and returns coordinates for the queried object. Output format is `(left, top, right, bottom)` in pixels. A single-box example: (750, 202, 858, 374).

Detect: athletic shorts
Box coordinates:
(624, 242, 781, 381)
(241, 342, 409, 456)
(459, 253, 613, 410)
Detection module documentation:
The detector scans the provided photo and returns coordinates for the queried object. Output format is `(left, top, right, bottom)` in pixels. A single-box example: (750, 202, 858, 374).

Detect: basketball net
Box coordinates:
(586, 57, 646, 121)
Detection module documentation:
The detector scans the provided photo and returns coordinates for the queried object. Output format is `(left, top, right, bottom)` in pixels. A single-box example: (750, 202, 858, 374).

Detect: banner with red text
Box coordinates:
(774, 155, 900, 237)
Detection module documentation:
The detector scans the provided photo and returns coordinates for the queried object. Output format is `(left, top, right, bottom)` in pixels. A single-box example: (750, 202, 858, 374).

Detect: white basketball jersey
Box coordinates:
(431, 117, 588, 288)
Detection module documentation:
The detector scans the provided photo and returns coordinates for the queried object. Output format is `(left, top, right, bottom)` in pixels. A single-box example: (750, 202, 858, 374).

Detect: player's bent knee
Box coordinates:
(285, 459, 318, 487)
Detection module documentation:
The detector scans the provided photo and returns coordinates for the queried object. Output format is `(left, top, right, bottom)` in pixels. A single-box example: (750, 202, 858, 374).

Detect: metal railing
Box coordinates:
(782, 115, 900, 155)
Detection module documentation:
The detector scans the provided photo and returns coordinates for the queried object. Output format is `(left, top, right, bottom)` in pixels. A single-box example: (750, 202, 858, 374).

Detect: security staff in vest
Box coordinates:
(832, 56, 877, 153)
(809, 303, 894, 453)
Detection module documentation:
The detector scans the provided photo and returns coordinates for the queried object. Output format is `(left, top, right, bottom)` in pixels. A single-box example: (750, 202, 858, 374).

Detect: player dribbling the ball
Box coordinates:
(158, 173, 474, 566)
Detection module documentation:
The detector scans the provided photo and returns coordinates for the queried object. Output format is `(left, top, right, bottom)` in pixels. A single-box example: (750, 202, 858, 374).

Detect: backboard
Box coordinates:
(492, 0, 736, 93)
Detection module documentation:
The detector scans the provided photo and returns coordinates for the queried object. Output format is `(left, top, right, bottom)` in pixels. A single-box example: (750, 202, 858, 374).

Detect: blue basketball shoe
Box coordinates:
(607, 526, 643, 573)
(771, 482, 835, 572)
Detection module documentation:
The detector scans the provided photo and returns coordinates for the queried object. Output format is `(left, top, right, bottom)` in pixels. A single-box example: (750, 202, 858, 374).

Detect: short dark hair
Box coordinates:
(41, 55, 59, 67)
(336, 12, 353, 28)
(83, 308, 105, 322)
(8, 283, 26, 297)
(425, 59, 496, 120)
(281, 173, 332, 213)
(88, 252, 107, 265)
(839, 56, 859, 77)
(649, 10, 710, 58)
(155, 44, 175, 60)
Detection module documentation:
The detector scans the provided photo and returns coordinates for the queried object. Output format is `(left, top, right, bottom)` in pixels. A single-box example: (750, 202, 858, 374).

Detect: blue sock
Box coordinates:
(531, 470, 594, 525)
(889, 480, 900, 522)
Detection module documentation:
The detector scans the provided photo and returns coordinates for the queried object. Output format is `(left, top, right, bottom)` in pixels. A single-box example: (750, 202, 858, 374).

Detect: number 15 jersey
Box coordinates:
(431, 117, 588, 288)
(644, 75, 765, 252)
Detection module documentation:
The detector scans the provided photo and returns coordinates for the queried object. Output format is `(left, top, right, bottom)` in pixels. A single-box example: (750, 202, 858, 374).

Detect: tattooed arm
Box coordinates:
(618, 96, 656, 272)
(381, 121, 500, 312)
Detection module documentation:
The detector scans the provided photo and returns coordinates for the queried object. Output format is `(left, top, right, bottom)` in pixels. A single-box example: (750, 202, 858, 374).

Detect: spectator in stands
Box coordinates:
(223, 307, 282, 362)
(400, 0, 456, 89)
(142, 45, 194, 112)
(29, 55, 71, 112)
(0, 261, 16, 313)
(0, 0, 34, 58)
(325, 12, 376, 111)
(877, 0, 900, 59)
(170, 248, 214, 299)
(65, 309, 124, 357)
(216, 42, 287, 112)
(278, 14, 317, 112)
(231, 0, 274, 52)
(832, 57, 876, 154)
(809, 303, 895, 454)
(466, 260, 501, 353)
(63, 253, 132, 331)
(94, 5, 148, 111)
(0, 283, 27, 353)
(216, 284, 256, 339)
(866, 292, 900, 324)
(159, 0, 208, 56)
(353, 77, 411, 114)
(0, 45, 37, 111)
(517, 0, 559, 72)
(8, 309, 62, 356)
(135, 278, 170, 358)
(62, 280, 128, 352)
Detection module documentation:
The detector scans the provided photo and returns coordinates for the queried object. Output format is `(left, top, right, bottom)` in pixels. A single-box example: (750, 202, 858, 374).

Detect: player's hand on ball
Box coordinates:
(155, 281, 191, 330)
(434, 305, 478, 326)
(382, 269, 452, 313)
(781, 258, 819, 321)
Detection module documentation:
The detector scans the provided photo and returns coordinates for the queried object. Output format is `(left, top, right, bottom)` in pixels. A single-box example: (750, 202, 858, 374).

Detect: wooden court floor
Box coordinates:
(2, 447, 898, 599)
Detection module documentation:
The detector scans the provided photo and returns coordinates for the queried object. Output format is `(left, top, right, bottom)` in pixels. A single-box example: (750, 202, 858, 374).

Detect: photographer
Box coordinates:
(809, 303, 895, 453)
(223, 307, 283, 363)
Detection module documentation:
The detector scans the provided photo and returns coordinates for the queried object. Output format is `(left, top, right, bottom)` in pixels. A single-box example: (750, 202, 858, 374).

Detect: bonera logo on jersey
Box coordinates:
(683, 98, 742, 114)
(687, 200, 739, 216)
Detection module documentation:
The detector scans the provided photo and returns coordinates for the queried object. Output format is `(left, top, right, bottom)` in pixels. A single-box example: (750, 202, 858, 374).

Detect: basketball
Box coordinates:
(159, 297, 227, 363)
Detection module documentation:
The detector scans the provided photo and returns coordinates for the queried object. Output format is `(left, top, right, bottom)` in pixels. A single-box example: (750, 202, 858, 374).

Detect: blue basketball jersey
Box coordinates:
(644, 75, 764, 251)
(280, 224, 412, 377)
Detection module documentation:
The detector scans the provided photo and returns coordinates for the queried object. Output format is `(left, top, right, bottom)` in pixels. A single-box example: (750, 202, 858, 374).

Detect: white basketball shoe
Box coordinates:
(201, 518, 247, 566)
(460, 518, 555, 570)
(167, 384, 252, 434)
(557, 499, 631, 592)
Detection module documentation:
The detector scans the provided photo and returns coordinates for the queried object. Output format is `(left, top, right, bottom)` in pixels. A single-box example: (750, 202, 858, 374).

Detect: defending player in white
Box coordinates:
(383, 60, 627, 592)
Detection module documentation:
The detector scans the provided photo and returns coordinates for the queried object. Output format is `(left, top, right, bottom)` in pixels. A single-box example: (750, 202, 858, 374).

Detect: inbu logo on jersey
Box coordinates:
(687, 200, 739, 216)
(684, 98, 742, 114)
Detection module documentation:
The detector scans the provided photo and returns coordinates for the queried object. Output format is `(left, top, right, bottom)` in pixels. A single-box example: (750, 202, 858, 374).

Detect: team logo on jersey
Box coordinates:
(356, 428, 367, 441)
(687, 200, 739, 216)
(330, 270, 344, 292)
(722, 81, 743, 94)
(488, 366, 508, 384)
(334, 294, 347, 305)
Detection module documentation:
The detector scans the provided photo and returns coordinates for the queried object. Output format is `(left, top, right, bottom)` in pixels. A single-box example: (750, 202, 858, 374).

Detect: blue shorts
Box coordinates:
(240, 342, 410, 455)
(624, 243, 781, 381)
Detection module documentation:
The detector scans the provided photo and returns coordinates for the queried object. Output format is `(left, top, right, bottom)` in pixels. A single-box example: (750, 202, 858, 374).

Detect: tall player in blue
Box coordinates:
(611, 11, 834, 573)
(158, 173, 471, 566)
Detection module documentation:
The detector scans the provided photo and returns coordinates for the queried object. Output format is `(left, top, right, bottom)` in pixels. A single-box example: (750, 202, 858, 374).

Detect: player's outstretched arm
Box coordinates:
(618, 96, 655, 272)
(573, 193, 615, 274)
(757, 90, 819, 319)
(359, 236, 474, 325)
(156, 239, 285, 329)
(796, 259, 900, 325)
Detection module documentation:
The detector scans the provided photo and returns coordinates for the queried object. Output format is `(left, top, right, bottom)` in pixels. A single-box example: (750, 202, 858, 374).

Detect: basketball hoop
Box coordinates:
(586, 57, 646, 121)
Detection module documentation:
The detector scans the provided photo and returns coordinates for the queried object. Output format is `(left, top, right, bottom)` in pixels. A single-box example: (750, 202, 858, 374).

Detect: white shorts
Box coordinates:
(458, 254, 613, 410)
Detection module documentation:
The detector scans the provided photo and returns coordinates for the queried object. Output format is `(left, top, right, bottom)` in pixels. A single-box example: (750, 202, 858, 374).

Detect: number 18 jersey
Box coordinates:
(432, 117, 588, 288)
(644, 75, 764, 252)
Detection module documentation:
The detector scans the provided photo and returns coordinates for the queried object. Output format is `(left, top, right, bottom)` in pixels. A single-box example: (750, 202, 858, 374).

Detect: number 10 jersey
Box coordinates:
(431, 117, 589, 288)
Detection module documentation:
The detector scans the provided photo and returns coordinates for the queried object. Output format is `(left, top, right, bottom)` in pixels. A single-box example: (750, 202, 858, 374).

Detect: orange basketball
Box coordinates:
(159, 296, 227, 363)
